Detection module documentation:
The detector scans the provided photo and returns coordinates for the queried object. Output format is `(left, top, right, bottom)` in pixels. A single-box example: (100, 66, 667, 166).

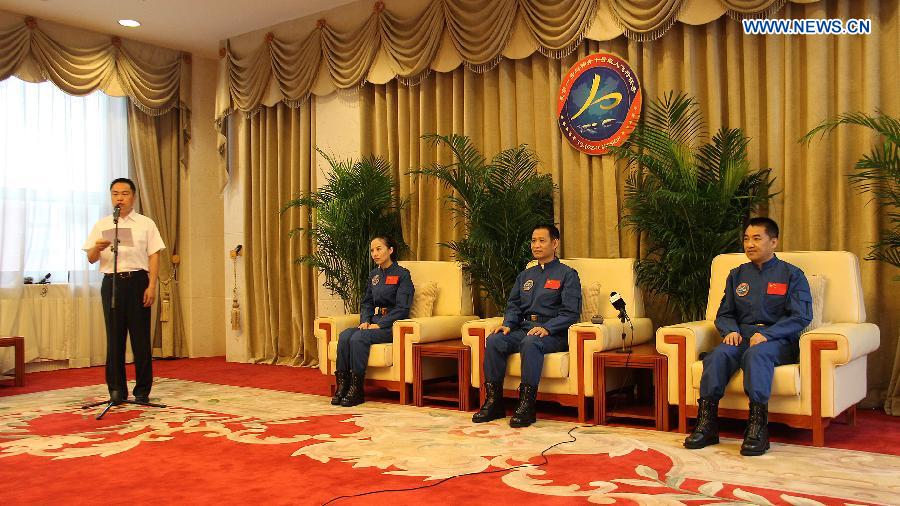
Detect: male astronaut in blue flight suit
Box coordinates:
(472, 224, 582, 428)
(684, 217, 812, 456)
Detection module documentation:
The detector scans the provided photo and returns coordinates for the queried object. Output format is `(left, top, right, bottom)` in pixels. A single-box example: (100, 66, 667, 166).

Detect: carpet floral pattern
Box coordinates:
(1, 378, 898, 504)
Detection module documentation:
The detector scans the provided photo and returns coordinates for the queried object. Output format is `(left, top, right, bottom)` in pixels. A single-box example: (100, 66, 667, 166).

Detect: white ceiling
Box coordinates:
(0, 0, 360, 58)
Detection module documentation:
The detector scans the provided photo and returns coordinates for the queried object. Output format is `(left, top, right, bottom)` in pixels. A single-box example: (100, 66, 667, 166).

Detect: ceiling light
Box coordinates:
(118, 19, 141, 28)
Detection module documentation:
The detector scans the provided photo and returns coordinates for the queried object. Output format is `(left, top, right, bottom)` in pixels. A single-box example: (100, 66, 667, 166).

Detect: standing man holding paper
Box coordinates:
(83, 178, 165, 404)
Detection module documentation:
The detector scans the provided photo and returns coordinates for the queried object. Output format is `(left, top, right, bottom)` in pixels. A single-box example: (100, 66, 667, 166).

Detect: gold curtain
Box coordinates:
(606, 0, 685, 41)
(235, 104, 319, 365)
(0, 16, 187, 115)
(219, 0, 602, 119)
(361, 0, 899, 409)
(0, 14, 191, 362)
(128, 103, 188, 358)
(216, 0, 822, 123)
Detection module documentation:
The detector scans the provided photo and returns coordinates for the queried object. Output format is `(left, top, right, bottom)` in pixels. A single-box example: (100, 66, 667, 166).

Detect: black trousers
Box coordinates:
(101, 270, 152, 399)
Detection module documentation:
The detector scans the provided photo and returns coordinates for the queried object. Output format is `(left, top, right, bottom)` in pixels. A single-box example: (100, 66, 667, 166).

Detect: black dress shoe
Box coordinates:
(109, 391, 127, 404)
(134, 396, 150, 404)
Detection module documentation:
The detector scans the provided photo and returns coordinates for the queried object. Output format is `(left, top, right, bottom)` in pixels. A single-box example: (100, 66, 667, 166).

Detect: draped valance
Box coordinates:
(0, 14, 190, 117)
(215, 0, 820, 121)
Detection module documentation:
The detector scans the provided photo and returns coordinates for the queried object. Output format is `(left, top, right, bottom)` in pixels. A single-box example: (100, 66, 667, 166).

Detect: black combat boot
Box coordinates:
(472, 382, 506, 423)
(740, 401, 770, 456)
(509, 383, 538, 428)
(684, 397, 720, 449)
(331, 370, 350, 406)
(340, 371, 366, 407)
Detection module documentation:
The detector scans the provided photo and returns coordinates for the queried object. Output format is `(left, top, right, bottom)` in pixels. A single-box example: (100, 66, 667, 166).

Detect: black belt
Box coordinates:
(523, 314, 552, 324)
(104, 270, 147, 279)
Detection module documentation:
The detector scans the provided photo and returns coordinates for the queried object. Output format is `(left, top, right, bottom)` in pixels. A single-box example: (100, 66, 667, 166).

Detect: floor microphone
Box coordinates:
(609, 291, 629, 322)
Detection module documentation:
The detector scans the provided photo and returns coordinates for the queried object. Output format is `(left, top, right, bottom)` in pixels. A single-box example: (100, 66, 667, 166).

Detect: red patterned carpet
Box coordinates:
(2, 358, 899, 505)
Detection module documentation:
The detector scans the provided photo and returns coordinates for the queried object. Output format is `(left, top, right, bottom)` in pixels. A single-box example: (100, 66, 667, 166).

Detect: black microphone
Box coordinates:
(113, 204, 121, 222)
(38, 273, 51, 284)
(609, 291, 629, 322)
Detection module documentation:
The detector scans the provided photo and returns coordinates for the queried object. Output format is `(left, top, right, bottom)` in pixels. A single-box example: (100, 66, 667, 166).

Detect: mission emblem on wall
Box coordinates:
(557, 52, 642, 155)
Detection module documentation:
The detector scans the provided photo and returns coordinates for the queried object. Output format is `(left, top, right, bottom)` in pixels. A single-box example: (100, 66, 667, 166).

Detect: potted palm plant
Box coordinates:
(412, 134, 555, 314)
(608, 92, 775, 322)
(282, 149, 407, 313)
(801, 112, 899, 278)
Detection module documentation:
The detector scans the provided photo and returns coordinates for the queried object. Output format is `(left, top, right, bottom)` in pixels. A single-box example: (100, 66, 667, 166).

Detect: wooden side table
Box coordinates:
(594, 343, 668, 431)
(412, 340, 471, 411)
(0, 336, 25, 387)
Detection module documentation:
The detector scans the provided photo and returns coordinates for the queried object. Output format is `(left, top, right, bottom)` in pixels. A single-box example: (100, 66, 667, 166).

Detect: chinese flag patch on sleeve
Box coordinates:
(767, 282, 787, 295)
(385, 276, 399, 285)
(544, 279, 561, 289)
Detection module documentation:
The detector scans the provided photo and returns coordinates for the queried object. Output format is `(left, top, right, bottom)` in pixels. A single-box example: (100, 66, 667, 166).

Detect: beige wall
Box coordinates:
(222, 111, 247, 362)
(181, 55, 226, 358)
(219, 88, 363, 362)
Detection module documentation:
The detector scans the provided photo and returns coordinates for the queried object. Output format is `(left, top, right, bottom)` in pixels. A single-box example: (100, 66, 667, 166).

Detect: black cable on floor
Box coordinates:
(321, 425, 589, 505)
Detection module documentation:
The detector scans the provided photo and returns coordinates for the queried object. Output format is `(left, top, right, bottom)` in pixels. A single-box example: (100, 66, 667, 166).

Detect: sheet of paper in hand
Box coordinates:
(102, 227, 134, 247)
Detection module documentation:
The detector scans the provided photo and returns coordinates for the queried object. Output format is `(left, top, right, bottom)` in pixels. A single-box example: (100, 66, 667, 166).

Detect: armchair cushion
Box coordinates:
(328, 339, 393, 367)
(507, 351, 569, 379)
(801, 274, 827, 335)
(409, 281, 439, 318)
(690, 361, 801, 396)
(580, 281, 603, 323)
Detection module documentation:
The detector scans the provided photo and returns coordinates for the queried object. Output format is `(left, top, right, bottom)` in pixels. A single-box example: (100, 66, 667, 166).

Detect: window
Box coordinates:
(0, 77, 129, 284)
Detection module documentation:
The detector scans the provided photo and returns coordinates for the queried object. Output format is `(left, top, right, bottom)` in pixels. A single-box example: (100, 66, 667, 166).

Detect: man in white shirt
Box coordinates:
(83, 178, 165, 404)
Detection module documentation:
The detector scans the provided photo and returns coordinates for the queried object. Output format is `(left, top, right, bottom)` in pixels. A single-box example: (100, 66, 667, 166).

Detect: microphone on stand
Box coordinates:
(609, 291, 629, 323)
(609, 291, 633, 354)
(113, 204, 121, 223)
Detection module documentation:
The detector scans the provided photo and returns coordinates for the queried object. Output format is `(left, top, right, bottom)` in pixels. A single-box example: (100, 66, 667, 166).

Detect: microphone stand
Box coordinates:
(82, 206, 165, 419)
(615, 310, 633, 354)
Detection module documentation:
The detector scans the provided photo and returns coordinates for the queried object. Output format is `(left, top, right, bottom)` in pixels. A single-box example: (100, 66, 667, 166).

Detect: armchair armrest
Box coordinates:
(462, 317, 505, 385)
(393, 315, 480, 383)
(394, 315, 480, 344)
(656, 320, 720, 360)
(571, 317, 654, 354)
(572, 318, 654, 398)
(656, 320, 719, 408)
(800, 322, 880, 366)
(314, 314, 360, 374)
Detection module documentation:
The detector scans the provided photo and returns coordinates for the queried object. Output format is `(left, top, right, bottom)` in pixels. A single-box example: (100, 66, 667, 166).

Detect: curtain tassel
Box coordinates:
(230, 245, 242, 331)
(161, 295, 171, 322)
(231, 299, 241, 330)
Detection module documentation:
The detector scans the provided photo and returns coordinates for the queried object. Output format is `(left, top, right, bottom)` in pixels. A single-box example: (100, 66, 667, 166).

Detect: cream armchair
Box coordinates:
(657, 251, 880, 446)
(315, 261, 478, 404)
(462, 258, 654, 422)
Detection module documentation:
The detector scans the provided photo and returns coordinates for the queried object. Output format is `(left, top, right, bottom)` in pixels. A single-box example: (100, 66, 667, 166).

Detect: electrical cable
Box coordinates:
(321, 424, 589, 505)
(606, 315, 637, 420)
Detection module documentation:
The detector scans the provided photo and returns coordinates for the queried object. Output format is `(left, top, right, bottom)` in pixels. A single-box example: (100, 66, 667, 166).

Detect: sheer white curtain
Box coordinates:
(0, 77, 129, 372)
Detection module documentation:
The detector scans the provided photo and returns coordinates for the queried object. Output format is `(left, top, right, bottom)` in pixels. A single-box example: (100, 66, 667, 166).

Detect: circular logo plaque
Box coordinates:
(557, 53, 642, 155)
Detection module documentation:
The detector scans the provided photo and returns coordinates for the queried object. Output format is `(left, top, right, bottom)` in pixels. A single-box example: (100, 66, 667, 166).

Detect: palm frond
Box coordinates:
(801, 111, 900, 270)
(414, 136, 555, 313)
(282, 150, 409, 312)
(616, 93, 775, 320)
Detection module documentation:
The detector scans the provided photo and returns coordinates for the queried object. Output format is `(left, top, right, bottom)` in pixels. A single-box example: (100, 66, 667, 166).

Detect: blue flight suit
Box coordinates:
(337, 262, 414, 375)
(700, 255, 813, 403)
(484, 258, 582, 387)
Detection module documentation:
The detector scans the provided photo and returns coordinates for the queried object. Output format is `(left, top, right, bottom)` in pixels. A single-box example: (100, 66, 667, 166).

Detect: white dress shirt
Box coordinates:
(83, 212, 165, 273)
